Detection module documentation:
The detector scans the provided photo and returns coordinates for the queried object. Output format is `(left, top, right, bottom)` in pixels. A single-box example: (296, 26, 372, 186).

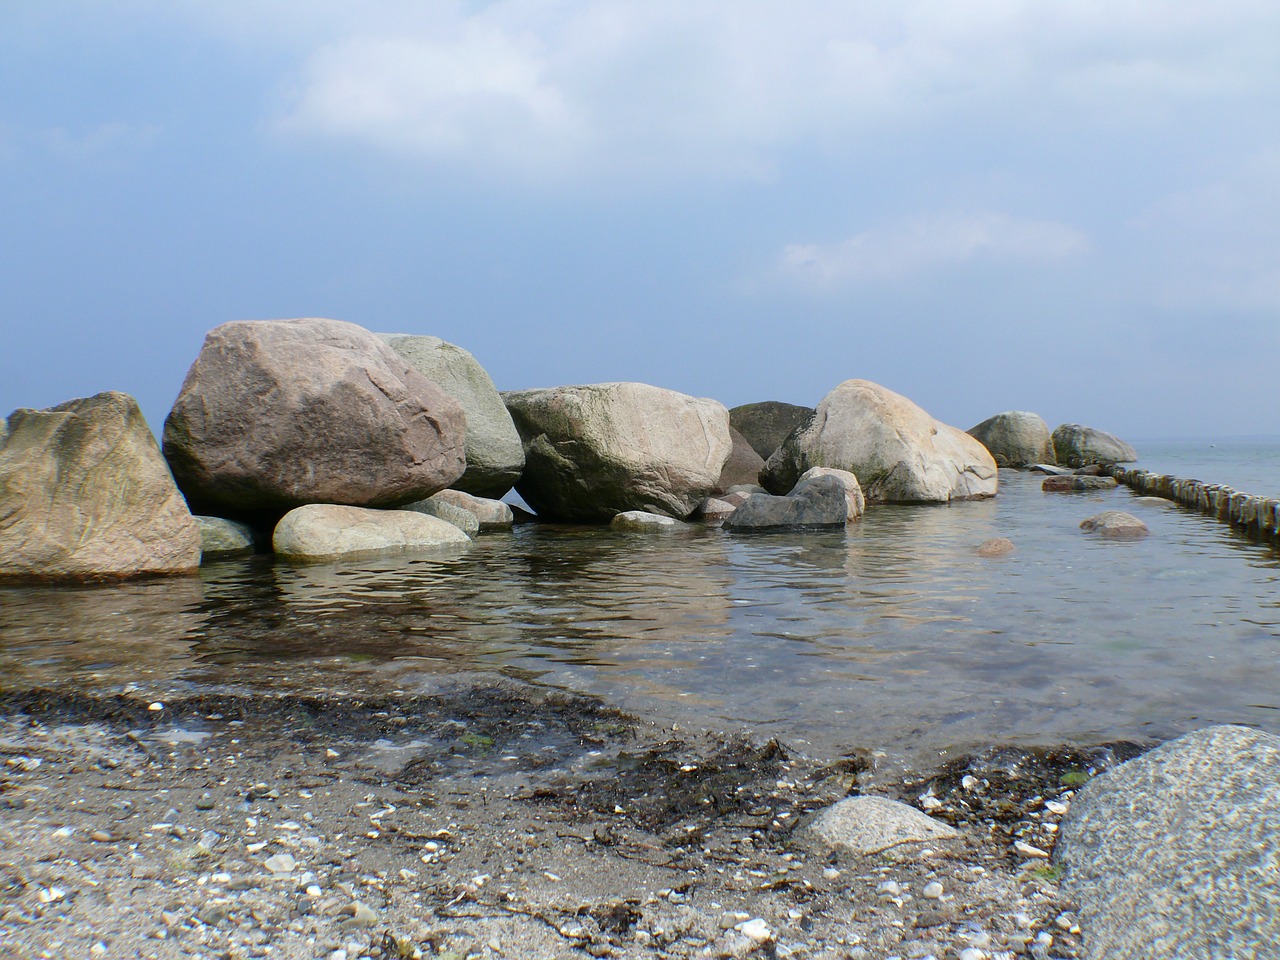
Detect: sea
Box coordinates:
(2, 438, 1277, 774)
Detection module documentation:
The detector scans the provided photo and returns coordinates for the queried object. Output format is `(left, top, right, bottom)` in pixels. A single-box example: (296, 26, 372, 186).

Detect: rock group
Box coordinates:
(1, 315, 1151, 578)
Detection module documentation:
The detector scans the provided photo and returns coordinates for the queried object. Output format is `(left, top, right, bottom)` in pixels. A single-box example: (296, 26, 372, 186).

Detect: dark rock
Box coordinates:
(1042, 476, 1118, 492)
(724, 474, 848, 531)
(714, 427, 765, 492)
(1051, 423, 1137, 468)
(967, 411, 1056, 466)
(729, 401, 815, 460)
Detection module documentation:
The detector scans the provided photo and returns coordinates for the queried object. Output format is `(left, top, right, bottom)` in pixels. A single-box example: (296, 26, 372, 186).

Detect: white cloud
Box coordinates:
(219, 0, 1280, 180)
(780, 212, 1090, 285)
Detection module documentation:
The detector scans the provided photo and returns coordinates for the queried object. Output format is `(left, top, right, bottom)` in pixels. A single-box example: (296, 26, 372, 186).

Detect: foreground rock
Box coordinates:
(967, 411, 1056, 467)
(504, 382, 731, 523)
(729, 401, 814, 460)
(164, 318, 466, 517)
(762, 380, 997, 503)
(1051, 423, 1137, 467)
(273, 504, 470, 560)
(0, 392, 200, 580)
(977, 537, 1016, 557)
(1057, 725, 1280, 959)
(714, 426, 766, 492)
(796, 466, 865, 520)
(1080, 511, 1148, 539)
(803, 796, 960, 856)
(381, 334, 525, 498)
(724, 474, 848, 531)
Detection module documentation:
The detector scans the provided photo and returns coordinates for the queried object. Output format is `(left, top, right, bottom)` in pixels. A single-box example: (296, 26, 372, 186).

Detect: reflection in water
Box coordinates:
(1, 472, 1277, 770)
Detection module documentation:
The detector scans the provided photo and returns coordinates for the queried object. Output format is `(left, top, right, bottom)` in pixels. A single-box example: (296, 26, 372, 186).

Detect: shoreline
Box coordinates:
(0, 679, 1107, 959)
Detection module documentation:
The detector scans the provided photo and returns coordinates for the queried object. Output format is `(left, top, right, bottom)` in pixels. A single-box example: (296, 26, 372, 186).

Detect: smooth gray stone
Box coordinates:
(967, 410, 1056, 467)
(1079, 511, 1148, 539)
(610, 510, 689, 532)
(273, 504, 470, 561)
(724, 474, 848, 531)
(1057, 725, 1280, 960)
(430, 489, 514, 530)
(401, 496, 480, 538)
(1051, 423, 1137, 468)
(803, 796, 959, 856)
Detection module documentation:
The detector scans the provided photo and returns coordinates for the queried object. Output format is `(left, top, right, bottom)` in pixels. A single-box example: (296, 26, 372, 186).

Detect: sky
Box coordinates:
(2, 1, 1278, 441)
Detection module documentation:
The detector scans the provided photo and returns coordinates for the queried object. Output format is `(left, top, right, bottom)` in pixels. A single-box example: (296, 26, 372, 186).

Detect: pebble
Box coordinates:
(347, 901, 378, 927)
(921, 881, 943, 899)
(148, 702, 165, 712)
(876, 880, 902, 899)
(1013, 840, 1050, 859)
(822, 867, 841, 880)
(958, 950, 985, 960)
(264, 853, 297, 874)
(91, 830, 112, 842)
(735, 918, 773, 942)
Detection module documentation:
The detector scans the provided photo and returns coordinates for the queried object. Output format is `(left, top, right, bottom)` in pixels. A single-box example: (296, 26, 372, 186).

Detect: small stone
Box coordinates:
(195, 793, 215, 811)
(822, 867, 841, 881)
(877, 880, 902, 899)
(148, 702, 165, 712)
(735, 918, 772, 942)
(958, 949, 985, 960)
(264, 853, 297, 874)
(1014, 840, 1050, 859)
(922, 881, 943, 899)
(348, 901, 378, 927)
(37, 886, 66, 903)
(91, 830, 112, 843)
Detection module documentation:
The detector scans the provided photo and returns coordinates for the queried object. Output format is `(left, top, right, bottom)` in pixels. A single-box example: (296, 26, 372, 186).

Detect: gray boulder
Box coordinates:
(503, 382, 731, 523)
(1056, 725, 1280, 960)
(273, 504, 470, 560)
(796, 466, 865, 521)
(803, 796, 960, 856)
(429, 489, 514, 531)
(714, 426, 766, 492)
(761, 380, 997, 503)
(729, 401, 815, 460)
(611, 510, 689, 533)
(695, 497, 738, 525)
(401, 495, 480, 538)
(1051, 423, 1137, 468)
(1080, 510, 1148, 539)
(197, 516, 257, 559)
(163, 318, 466, 517)
(0, 392, 201, 580)
(967, 411, 1056, 466)
(381, 334, 524, 498)
(724, 474, 848, 531)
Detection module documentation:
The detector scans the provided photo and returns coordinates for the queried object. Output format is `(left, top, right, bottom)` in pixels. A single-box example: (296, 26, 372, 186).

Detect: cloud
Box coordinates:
(1133, 151, 1280, 311)
(780, 212, 1090, 286)
(239, 0, 1280, 181)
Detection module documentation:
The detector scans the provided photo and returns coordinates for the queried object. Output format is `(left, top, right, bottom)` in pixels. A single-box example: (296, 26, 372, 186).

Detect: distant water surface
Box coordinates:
(1, 461, 1277, 773)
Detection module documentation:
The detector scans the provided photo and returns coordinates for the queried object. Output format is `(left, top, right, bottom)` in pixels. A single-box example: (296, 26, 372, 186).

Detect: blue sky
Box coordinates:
(2, 1, 1278, 440)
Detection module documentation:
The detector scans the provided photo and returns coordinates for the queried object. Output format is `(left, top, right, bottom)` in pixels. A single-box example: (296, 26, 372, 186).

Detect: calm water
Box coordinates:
(2, 456, 1278, 772)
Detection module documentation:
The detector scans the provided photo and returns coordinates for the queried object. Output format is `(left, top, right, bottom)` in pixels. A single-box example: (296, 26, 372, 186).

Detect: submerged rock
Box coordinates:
(728, 401, 815, 460)
(724, 474, 848, 531)
(967, 411, 1056, 467)
(1057, 725, 1280, 960)
(795, 466, 865, 521)
(273, 504, 470, 560)
(1051, 423, 1137, 468)
(1042, 475, 1118, 492)
(164, 318, 466, 518)
(611, 510, 689, 533)
(504, 382, 731, 523)
(0, 392, 200, 580)
(761, 380, 997, 503)
(381, 334, 525, 498)
(1079, 511, 1148, 539)
(977, 537, 1016, 557)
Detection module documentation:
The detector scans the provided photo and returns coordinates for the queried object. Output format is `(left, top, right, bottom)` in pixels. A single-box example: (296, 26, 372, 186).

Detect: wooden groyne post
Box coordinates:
(1104, 466, 1280, 543)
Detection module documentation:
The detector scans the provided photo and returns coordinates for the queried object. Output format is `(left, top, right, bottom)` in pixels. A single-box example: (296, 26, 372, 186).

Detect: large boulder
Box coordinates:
(163, 318, 466, 518)
(967, 411, 1056, 467)
(723, 474, 848, 531)
(714, 427, 766, 492)
(1056, 725, 1280, 959)
(503, 382, 732, 523)
(380, 334, 524, 498)
(0, 392, 201, 580)
(729, 401, 814, 460)
(273, 504, 470, 560)
(761, 380, 998, 503)
(1051, 423, 1137, 467)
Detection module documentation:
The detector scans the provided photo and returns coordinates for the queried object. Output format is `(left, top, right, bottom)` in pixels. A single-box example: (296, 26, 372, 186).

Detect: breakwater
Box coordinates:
(1106, 466, 1280, 543)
